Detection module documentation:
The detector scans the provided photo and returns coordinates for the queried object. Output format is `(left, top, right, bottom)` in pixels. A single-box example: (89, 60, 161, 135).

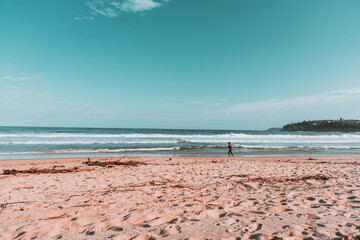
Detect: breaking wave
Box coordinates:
(1, 126, 359, 158)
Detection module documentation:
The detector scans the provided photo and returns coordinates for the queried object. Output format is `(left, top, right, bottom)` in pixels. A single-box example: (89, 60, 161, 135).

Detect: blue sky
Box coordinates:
(0, 0, 360, 130)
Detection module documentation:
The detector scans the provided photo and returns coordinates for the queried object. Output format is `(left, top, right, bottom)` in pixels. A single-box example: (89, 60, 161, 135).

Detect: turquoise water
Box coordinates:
(0, 126, 359, 160)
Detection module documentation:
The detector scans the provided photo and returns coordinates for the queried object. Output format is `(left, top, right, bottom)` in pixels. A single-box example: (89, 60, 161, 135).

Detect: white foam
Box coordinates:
(239, 145, 360, 150)
(1, 131, 360, 154)
(0, 140, 179, 145)
(1, 132, 359, 139)
(0, 147, 181, 155)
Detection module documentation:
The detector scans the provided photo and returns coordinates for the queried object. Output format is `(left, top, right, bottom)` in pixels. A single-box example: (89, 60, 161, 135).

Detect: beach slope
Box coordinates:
(1, 156, 360, 239)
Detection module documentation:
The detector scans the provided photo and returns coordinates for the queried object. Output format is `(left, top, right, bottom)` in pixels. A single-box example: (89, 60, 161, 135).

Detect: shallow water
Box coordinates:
(0, 126, 359, 160)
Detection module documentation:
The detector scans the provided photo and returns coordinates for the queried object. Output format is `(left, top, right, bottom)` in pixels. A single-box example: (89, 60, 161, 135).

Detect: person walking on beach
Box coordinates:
(228, 142, 234, 157)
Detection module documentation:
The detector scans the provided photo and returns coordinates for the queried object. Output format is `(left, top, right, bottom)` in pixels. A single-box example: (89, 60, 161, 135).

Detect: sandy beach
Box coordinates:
(0, 155, 360, 239)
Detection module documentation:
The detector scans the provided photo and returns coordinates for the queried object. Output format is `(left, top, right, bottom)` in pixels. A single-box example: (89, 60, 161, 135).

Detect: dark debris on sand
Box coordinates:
(3, 167, 84, 175)
(233, 174, 331, 184)
(83, 159, 146, 167)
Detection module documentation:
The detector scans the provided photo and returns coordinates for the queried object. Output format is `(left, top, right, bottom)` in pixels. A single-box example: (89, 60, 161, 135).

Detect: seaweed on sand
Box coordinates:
(235, 174, 330, 184)
(3, 167, 84, 175)
(83, 159, 146, 167)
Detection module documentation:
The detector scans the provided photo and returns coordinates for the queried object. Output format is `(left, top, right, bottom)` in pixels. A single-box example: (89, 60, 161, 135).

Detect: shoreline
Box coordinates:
(1, 150, 359, 162)
(1, 155, 360, 239)
(1, 126, 359, 163)
(0, 154, 359, 165)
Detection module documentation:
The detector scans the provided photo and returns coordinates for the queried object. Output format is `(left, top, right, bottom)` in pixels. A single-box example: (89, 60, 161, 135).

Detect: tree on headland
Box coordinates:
(282, 118, 360, 132)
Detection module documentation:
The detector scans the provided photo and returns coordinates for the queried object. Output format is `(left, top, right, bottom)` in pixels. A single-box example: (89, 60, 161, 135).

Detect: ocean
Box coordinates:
(0, 126, 359, 160)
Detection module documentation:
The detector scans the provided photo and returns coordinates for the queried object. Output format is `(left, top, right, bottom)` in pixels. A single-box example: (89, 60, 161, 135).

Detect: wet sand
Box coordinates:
(0, 155, 360, 239)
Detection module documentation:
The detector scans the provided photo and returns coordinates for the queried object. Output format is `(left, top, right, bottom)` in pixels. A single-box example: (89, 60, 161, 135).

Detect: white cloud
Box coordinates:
(85, 0, 167, 17)
(74, 16, 95, 21)
(227, 87, 360, 113)
(326, 89, 360, 96)
(160, 99, 228, 107)
(0, 75, 40, 82)
(119, 0, 161, 12)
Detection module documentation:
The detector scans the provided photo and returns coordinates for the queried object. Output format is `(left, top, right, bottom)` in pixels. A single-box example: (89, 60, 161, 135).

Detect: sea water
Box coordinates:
(0, 126, 359, 160)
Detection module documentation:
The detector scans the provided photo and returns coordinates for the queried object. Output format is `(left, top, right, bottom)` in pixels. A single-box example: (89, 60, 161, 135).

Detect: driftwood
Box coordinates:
(83, 159, 146, 167)
(3, 167, 83, 175)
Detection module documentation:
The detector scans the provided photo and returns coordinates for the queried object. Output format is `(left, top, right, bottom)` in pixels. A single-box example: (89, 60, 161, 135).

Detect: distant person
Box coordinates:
(228, 142, 234, 157)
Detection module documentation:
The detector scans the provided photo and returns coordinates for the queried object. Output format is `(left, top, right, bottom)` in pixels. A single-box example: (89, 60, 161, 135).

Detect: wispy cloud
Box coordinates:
(227, 87, 360, 113)
(74, 16, 95, 21)
(326, 89, 360, 96)
(85, 0, 168, 18)
(161, 99, 228, 107)
(117, 0, 162, 13)
(0, 75, 40, 82)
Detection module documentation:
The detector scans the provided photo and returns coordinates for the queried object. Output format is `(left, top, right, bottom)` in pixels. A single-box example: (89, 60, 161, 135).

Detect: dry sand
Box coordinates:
(0, 155, 360, 240)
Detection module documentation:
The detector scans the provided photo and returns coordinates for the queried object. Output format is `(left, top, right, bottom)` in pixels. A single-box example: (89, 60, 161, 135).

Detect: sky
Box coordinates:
(0, 0, 360, 130)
